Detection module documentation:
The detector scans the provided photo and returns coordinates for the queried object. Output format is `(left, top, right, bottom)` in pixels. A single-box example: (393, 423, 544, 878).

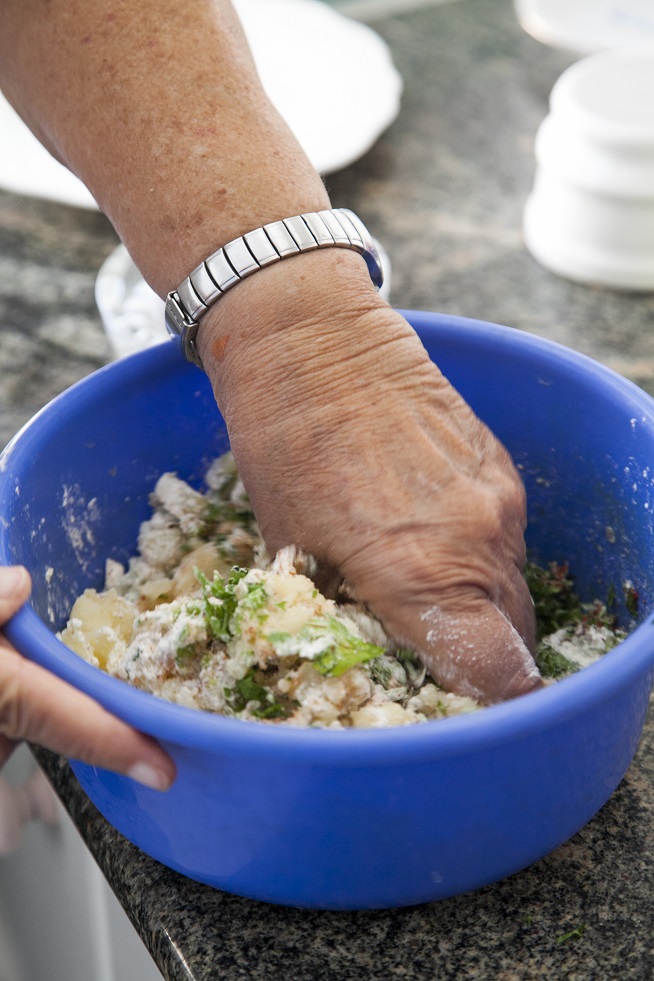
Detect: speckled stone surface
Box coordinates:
(3, 1, 654, 978)
(0, 193, 115, 447)
(33, 723, 654, 981)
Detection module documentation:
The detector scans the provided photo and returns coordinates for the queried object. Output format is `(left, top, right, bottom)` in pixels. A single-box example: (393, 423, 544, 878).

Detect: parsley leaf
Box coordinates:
(534, 644, 578, 679)
(196, 566, 249, 642)
(307, 617, 384, 677)
(267, 616, 383, 676)
(224, 669, 290, 719)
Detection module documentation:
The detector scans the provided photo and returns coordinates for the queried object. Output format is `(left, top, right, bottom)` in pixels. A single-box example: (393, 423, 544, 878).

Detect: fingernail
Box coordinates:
(0, 566, 29, 598)
(127, 762, 173, 792)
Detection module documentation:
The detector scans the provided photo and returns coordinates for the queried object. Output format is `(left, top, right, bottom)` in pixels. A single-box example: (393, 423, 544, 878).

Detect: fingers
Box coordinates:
(357, 544, 542, 704)
(370, 574, 542, 704)
(0, 644, 176, 789)
(414, 598, 543, 704)
(0, 566, 175, 790)
(0, 566, 32, 623)
(339, 543, 542, 705)
(502, 563, 537, 656)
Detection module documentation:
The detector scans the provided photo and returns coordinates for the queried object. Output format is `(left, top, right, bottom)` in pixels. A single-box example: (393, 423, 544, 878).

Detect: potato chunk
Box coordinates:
(172, 542, 230, 596)
(60, 587, 135, 669)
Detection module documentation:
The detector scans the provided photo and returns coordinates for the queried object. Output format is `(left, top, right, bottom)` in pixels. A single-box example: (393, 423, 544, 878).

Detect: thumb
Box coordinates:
(0, 566, 175, 790)
(0, 647, 176, 790)
(0, 567, 32, 624)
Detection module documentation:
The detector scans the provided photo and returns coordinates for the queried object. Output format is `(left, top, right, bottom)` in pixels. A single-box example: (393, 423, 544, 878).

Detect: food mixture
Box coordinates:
(58, 453, 627, 728)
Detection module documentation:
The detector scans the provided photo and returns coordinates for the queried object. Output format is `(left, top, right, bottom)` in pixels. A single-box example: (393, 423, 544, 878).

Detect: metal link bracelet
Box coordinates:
(164, 208, 383, 368)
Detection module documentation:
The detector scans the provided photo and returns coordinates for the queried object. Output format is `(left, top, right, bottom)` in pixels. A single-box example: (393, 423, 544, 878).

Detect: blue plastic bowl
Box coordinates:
(1, 311, 654, 910)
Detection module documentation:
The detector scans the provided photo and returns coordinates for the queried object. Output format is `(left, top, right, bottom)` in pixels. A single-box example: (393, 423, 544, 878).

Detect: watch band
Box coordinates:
(164, 208, 383, 368)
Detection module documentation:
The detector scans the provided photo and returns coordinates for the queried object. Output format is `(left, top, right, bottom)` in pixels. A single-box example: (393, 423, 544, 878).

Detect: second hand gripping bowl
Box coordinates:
(1, 310, 653, 910)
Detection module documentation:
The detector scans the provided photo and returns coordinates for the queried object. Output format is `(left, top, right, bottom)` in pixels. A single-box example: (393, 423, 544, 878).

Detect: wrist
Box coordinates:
(197, 246, 386, 396)
(167, 208, 384, 368)
(195, 248, 433, 446)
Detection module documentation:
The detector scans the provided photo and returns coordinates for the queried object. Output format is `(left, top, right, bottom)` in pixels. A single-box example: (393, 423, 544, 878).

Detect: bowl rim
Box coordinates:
(2, 311, 654, 764)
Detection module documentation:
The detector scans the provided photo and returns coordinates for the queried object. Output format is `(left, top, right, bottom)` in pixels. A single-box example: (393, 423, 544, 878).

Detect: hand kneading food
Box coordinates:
(58, 454, 626, 728)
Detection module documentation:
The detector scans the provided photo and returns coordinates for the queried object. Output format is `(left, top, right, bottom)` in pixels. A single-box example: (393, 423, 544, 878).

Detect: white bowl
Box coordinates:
(514, 0, 654, 56)
(524, 47, 654, 290)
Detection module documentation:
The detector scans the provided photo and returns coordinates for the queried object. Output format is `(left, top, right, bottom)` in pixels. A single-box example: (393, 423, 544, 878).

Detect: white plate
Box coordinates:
(0, 94, 98, 208)
(514, 0, 654, 55)
(96, 240, 392, 359)
(0, 0, 402, 209)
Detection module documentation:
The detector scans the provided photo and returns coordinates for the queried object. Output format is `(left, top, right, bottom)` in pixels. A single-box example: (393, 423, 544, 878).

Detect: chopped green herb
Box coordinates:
(254, 703, 289, 720)
(534, 644, 578, 679)
(235, 671, 270, 703)
(525, 561, 582, 639)
(556, 923, 586, 944)
(201, 498, 256, 536)
(311, 618, 384, 677)
(231, 578, 268, 629)
(267, 630, 292, 646)
(224, 669, 290, 719)
(196, 566, 249, 642)
(267, 616, 384, 676)
(175, 643, 198, 668)
(369, 653, 409, 690)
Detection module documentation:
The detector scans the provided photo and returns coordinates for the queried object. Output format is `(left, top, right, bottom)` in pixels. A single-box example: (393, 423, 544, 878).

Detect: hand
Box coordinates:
(0, 566, 175, 787)
(200, 251, 542, 704)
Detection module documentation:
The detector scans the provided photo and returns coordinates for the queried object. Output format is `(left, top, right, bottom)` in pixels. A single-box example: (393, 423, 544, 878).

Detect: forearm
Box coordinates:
(0, 0, 540, 705)
(0, 0, 332, 295)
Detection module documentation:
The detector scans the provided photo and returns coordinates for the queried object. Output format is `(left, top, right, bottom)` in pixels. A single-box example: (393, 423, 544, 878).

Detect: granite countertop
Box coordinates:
(2, 1, 654, 978)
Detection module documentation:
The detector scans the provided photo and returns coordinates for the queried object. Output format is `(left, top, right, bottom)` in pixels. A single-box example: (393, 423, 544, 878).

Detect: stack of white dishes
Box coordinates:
(523, 48, 654, 290)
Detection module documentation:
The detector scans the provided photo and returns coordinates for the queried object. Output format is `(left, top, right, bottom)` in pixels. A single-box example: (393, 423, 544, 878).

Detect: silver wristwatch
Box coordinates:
(164, 208, 383, 368)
